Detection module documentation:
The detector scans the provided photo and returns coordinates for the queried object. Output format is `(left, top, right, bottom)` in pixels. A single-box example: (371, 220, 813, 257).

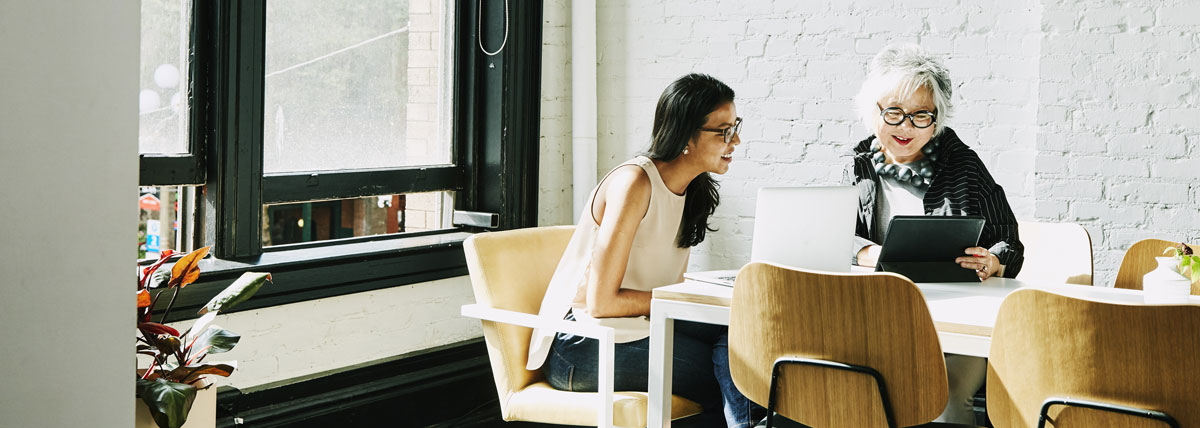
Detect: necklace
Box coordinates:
(870, 138, 941, 189)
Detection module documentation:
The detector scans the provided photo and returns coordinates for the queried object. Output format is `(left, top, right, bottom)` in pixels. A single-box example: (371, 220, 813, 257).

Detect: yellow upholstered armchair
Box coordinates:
(460, 226, 701, 428)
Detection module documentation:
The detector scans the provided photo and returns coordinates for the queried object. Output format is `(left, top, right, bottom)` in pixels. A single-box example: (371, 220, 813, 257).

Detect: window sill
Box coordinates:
(150, 231, 473, 323)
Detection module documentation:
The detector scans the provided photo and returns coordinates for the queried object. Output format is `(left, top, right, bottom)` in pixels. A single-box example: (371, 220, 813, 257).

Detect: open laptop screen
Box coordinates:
(750, 186, 857, 273)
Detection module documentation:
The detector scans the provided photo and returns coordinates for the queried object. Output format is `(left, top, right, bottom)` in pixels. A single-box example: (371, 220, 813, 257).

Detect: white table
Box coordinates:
(645, 276, 1199, 428)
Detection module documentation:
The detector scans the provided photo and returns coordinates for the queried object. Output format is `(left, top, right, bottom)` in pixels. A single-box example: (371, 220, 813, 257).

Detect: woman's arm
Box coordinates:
(952, 154, 1024, 278)
(854, 237, 880, 267)
(975, 176, 1024, 278)
(586, 166, 654, 318)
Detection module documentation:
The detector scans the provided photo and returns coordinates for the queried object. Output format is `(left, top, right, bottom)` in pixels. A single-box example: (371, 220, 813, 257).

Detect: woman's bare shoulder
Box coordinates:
(594, 164, 652, 220)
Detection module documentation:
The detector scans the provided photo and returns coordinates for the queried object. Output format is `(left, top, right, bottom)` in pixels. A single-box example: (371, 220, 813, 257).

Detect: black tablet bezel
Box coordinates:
(877, 215, 985, 263)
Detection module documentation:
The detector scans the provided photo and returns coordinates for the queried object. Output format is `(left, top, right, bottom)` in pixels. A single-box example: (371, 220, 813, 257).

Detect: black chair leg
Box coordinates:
(764, 357, 897, 428)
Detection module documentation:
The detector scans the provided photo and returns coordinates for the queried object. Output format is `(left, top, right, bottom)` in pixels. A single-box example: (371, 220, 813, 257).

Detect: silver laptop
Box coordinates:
(684, 186, 858, 286)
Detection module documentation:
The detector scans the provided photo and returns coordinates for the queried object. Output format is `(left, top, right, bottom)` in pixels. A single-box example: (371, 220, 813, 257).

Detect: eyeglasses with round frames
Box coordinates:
(878, 104, 936, 129)
(698, 117, 742, 144)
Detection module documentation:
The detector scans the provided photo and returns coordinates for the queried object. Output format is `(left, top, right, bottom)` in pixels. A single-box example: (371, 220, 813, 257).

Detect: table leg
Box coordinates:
(648, 300, 675, 428)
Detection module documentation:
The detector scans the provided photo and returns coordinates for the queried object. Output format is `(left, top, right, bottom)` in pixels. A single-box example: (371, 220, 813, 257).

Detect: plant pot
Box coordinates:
(1143, 257, 1192, 304)
(135, 381, 216, 428)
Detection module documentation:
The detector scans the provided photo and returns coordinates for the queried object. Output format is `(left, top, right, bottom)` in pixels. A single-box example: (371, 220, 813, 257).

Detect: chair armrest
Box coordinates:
(461, 304, 615, 340)
(460, 303, 618, 428)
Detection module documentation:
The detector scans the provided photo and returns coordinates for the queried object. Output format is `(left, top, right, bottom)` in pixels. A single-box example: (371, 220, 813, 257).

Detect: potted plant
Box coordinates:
(1143, 242, 1198, 304)
(136, 246, 272, 428)
(1165, 243, 1200, 281)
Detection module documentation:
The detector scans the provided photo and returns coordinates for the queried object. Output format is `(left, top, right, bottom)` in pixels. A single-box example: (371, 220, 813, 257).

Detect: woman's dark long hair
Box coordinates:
(647, 73, 734, 248)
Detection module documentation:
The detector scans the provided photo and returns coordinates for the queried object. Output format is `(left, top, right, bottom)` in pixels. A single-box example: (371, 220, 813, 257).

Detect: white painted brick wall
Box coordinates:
(539, 0, 574, 226)
(1038, 0, 1200, 284)
(166, 276, 480, 389)
(539, 0, 1200, 286)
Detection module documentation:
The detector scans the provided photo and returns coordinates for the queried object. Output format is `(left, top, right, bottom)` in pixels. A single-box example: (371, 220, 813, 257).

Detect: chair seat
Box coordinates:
(504, 381, 702, 428)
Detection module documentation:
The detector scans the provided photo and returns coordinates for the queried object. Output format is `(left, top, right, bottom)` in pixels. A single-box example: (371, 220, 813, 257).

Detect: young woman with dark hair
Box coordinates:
(527, 73, 758, 427)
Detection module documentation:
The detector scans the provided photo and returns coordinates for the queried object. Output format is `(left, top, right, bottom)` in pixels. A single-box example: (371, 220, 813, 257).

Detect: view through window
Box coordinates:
(139, 0, 194, 259)
(139, 0, 190, 154)
(263, 0, 452, 173)
(261, 0, 454, 245)
(138, 186, 191, 259)
(262, 192, 452, 247)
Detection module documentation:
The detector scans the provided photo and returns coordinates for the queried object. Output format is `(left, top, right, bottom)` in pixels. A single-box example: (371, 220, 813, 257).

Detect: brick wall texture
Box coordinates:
(539, 0, 1200, 286)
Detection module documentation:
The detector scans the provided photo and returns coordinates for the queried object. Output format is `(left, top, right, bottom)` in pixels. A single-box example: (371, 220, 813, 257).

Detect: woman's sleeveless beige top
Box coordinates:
(526, 156, 689, 370)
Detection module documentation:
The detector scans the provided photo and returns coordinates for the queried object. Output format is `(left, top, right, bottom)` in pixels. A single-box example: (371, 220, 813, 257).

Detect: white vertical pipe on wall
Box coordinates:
(571, 0, 598, 215)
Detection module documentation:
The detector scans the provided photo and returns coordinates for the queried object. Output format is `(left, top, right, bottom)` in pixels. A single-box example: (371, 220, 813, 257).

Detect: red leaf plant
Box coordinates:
(136, 246, 272, 428)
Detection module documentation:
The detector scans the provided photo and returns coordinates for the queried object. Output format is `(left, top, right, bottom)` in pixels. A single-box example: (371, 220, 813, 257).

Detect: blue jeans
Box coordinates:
(546, 314, 762, 428)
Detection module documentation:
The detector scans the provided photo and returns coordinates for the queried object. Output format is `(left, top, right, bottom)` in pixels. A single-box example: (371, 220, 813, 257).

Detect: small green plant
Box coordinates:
(1164, 242, 1200, 283)
(137, 246, 272, 428)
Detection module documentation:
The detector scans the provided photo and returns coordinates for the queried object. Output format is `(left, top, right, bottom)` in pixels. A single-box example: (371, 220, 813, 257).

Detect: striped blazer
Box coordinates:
(847, 127, 1025, 277)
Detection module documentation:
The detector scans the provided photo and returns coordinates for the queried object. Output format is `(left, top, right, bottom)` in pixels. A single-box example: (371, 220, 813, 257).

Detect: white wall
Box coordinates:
(0, 2, 139, 427)
(1035, 0, 1200, 280)
(171, 276, 481, 389)
(540, 0, 575, 226)
(537, 0, 1200, 286)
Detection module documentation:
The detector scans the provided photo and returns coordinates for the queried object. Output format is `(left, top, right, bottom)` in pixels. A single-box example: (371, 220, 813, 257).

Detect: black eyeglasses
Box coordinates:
(878, 104, 936, 129)
(698, 117, 742, 143)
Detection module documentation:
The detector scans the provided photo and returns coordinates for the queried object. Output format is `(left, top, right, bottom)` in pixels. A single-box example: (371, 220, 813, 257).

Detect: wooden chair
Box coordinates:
(988, 288, 1200, 427)
(459, 226, 702, 428)
(1114, 238, 1199, 293)
(727, 262, 977, 428)
(1015, 221, 1093, 285)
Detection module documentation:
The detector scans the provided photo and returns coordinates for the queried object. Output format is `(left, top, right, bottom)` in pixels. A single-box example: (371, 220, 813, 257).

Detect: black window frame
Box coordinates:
(139, 0, 541, 322)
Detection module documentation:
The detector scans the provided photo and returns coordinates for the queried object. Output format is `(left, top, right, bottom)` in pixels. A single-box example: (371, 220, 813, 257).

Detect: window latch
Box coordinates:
(453, 210, 500, 229)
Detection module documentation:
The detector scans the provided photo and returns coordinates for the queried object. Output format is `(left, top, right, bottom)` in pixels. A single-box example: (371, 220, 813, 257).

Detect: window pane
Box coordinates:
(263, 192, 453, 247)
(139, 186, 193, 260)
(139, 0, 191, 154)
(263, 0, 453, 174)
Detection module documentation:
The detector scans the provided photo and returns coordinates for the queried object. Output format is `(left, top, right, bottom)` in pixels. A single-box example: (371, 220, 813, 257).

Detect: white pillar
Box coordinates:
(571, 0, 598, 215)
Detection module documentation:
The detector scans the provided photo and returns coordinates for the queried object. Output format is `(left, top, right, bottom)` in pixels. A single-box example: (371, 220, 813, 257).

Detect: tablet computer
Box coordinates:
(875, 215, 986, 283)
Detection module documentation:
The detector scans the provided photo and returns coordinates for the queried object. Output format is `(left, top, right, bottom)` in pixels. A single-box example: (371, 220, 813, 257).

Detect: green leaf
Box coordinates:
(181, 312, 218, 347)
(136, 378, 197, 428)
(198, 272, 271, 315)
(190, 326, 240, 354)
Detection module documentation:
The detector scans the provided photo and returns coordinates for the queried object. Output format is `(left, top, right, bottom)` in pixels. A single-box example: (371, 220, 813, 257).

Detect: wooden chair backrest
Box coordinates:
(462, 226, 575, 406)
(1016, 221, 1093, 285)
(988, 288, 1200, 427)
(1114, 239, 1199, 293)
(727, 262, 947, 428)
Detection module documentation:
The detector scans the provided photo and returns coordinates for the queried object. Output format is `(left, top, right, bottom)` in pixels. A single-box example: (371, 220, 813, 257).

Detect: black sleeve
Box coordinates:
(973, 164, 1024, 277)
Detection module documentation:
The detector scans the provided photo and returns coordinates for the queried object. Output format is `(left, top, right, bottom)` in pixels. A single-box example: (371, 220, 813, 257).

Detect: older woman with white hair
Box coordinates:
(846, 44, 1024, 423)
